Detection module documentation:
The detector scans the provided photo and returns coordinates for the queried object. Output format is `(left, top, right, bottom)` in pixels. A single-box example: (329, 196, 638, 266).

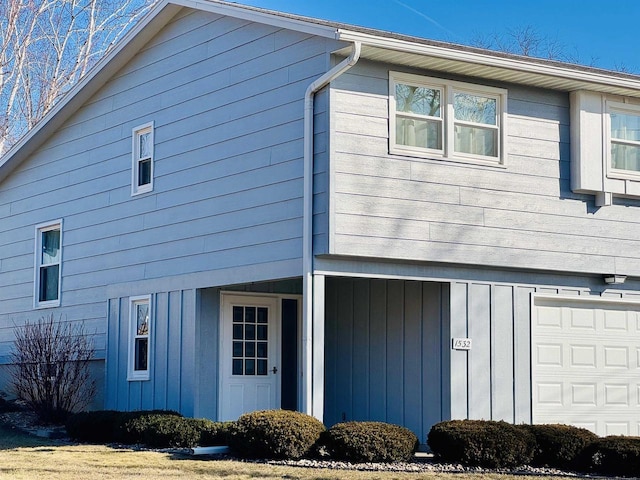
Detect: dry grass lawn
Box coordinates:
(0, 425, 583, 480)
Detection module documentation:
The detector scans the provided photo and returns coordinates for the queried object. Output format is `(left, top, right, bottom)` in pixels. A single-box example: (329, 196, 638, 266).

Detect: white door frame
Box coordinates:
(218, 292, 302, 420)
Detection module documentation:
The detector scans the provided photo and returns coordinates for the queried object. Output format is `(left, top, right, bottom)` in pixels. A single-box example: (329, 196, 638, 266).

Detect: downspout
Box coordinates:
(302, 41, 361, 417)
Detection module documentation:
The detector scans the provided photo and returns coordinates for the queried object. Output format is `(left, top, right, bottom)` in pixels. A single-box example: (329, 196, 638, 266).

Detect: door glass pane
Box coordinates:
(396, 83, 441, 117)
(454, 93, 497, 125)
(257, 325, 267, 340)
(232, 359, 243, 375)
(39, 265, 59, 302)
(245, 359, 255, 376)
(233, 324, 243, 340)
(257, 359, 267, 376)
(245, 324, 255, 340)
(231, 305, 269, 376)
(454, 124, 497, 157)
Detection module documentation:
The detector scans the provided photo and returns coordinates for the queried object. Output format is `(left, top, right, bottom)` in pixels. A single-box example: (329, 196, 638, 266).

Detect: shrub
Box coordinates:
(65, 410, 182, 444)
(583, 436, 640, 476)
(11, 314, 96, 423)
(322, 421, 418, 462)
(229, 409, 325, 459)
(194, 419, 234, 446)
(519, 423, 597, 469)
(427, 420, 535, 468)
(66, 410, 123, 443)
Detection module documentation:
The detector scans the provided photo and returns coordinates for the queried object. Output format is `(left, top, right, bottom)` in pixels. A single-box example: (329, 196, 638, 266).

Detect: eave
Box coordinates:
(336, 30, 640, 99)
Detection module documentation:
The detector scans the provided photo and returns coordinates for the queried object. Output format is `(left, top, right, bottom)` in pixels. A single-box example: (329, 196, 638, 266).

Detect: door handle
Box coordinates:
(271, 366, 278, 374)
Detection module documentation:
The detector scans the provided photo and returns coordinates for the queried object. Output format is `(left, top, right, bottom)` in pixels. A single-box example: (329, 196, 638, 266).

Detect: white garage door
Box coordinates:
(532, 296, 640, 436)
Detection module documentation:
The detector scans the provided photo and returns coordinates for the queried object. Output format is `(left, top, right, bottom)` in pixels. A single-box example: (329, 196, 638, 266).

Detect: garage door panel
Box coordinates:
(533, 297, 640, 436)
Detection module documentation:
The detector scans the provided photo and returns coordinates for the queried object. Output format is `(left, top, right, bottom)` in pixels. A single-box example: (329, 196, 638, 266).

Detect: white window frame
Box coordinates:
(131, 122, 154, 196)
(34, 220, 62, 309)
(606, 100, 640, 181)
(128, 295, 152, 381)
(390, 71, 507, 166)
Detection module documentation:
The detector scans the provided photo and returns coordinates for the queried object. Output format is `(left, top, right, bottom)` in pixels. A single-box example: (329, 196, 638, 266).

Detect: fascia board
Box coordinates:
(171, 0, 340, 39)
(337, 29, 640, 93)
(0, 0, 183, 184)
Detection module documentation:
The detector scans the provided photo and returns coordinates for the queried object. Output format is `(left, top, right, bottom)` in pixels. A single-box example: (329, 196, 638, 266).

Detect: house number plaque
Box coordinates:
(452, 338, 472, 350)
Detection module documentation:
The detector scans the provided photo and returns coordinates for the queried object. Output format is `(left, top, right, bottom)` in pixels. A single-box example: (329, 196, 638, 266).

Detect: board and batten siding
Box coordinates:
(0, 9, 340, 367)
(328, 59, 640, 277)
(323, 277, 449, 442)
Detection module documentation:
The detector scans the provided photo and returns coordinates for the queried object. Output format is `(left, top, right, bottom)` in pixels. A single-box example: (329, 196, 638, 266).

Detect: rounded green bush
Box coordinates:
(190, 419, 235, 446)
(66, 410, 123, 443)
(229, 409, 325, 459)
(584, 436, 640, 476)
(66, 410, 182, 444)
(427, 420, 535, 468)
(520, 423, 597, 469)
(323, 421, 418, 463)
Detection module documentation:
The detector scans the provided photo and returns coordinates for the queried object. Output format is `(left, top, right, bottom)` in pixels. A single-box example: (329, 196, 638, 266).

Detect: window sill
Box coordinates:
(389, 146, 507, 169)
(127, 372, 150, 382)
(35, 300, 60, 309)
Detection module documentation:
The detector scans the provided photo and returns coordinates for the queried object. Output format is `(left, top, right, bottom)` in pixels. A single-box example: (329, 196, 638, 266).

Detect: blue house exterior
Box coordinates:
(2, 0, 640, 441)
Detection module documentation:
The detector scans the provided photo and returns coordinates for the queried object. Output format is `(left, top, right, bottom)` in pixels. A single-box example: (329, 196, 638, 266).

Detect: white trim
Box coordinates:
(338, 29, 640, 93)
(218, 292, 283, 421)
(605, 100, 640, 181)
(533, 293, 640, 307)
(131, 121, 155, 196)
(128, 294, 152, 381)
(33, 219, 63, 309)
(389, 71, 507, 166)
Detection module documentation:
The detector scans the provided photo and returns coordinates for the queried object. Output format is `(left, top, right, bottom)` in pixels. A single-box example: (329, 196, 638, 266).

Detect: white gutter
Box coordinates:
(301, 41, 361, 418)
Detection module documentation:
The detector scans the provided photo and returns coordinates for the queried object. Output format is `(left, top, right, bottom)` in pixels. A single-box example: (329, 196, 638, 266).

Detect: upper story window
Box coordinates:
(571, 91, 640, 206)
(608, 102, 640, 175)
(131, 122, 154, 196)
(128, 295, 151, 381)
(390, 72, 507, 166)
(34, 220, 62, 308)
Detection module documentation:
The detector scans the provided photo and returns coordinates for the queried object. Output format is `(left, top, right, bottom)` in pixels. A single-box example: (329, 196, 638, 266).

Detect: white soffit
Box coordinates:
(335, 33, 640, 98)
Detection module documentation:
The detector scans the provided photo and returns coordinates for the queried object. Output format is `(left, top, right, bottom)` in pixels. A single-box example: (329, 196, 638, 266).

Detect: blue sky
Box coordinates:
(237, 0, 640, 73)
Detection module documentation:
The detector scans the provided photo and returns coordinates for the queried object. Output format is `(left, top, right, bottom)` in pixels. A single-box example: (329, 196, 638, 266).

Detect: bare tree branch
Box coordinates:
(0, 0, 154, 154)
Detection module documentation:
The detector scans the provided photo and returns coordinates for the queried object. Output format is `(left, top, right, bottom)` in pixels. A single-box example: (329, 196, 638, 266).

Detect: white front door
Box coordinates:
(219, 294, 280, 421)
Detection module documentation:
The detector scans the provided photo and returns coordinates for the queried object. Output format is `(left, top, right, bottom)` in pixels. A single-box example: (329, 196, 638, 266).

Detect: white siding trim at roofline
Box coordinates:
(335, 31, 640, 98)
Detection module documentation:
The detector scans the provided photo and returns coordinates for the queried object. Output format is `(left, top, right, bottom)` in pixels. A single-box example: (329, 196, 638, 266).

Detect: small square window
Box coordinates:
(131, 122, 154, 196)
(34, 221, 62, 308)
(128, 295, 151, 381)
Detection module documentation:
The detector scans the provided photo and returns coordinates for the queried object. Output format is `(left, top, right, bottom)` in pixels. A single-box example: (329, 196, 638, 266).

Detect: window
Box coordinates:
(570, 91, 640, 205)
(608, 102, 640, 175)
(390, 72, 507, 165)
(128, 295, 151, 381)
(34, 221, 62, 308)
(131, 122, 154, 195)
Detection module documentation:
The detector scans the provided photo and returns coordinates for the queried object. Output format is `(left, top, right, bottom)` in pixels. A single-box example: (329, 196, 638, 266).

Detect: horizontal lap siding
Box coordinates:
(330, 60, 640, 276)
(0, 10, 336, 365)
